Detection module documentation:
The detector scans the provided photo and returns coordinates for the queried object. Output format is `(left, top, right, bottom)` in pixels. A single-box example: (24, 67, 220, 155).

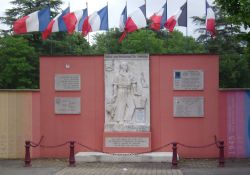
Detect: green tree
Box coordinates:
(160, 31, 205, 54)
(120, 29, 165, 54)
(0, 36, 38, 89)
(193, 6, 250, 88)
(92, 28, 205, 54)
(0, 0, 92, 89)
(41, 32, 92, 55)
(215, 0, 250, 28)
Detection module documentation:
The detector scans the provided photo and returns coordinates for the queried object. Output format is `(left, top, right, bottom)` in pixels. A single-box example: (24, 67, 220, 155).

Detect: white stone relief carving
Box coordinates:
(104, 54, 150, 132)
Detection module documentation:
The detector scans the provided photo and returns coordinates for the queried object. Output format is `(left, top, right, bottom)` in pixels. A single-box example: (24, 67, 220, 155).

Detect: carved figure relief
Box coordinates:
(105, 54, 150, 132)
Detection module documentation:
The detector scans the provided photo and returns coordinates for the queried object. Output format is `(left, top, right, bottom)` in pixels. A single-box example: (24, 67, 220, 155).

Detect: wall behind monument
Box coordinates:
(39, 55, 220, 158)
(0, 90, 39, 158)
(1, 55, 250, 159)
(150, 55, 219, 158)
(40, 56, 105, 157)
(219, 90, 250, 158)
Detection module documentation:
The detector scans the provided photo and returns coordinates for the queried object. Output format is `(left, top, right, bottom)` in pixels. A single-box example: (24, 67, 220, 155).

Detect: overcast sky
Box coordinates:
(0, 0, 214, 37)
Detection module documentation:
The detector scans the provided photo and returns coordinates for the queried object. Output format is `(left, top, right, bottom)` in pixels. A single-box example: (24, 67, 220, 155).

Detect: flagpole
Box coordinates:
(48, 0, 53, 55)
(185, 0, 188, 53)
(165, 0, 168, 53)
(125, 1, 128, 45)
(106, 1, 110, 53)
(145, 0, 149, 53)
(205, 0, 208, 52)
(186, 0, 188, 37)
(86, 1, 90, 45)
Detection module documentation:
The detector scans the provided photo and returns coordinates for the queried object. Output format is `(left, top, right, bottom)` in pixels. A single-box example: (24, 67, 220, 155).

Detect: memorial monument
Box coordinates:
(103, 54, 151, 152)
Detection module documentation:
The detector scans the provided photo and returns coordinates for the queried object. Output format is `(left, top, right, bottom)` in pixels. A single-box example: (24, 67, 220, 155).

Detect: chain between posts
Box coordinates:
(24, 138, 225, 168)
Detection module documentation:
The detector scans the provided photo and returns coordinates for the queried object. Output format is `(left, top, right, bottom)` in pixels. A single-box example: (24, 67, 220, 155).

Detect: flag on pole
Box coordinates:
(119, 4, 127, 32)
(42, 7, 70, 40)
(150, 2, 167, 31)
(13, 7, 50, 34)
(63, 9, 88, 34)
(82, 6, 108, 36)
(165, 2, 187, 32)
(119, 4, 146, 42)
(206, 1, 215, 37)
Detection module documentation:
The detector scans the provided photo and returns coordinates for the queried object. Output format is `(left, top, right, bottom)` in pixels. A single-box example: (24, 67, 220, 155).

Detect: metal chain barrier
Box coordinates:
(177, 142, 217, 149)
(24, 136, 225, 168)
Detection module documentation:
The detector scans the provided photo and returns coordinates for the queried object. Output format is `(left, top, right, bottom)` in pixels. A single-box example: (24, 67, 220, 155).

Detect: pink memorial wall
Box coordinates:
(38, 54, 221, 158)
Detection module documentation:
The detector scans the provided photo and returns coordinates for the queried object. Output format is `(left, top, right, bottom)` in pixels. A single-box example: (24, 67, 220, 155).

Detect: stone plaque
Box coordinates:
(105, 137, 149, 147)
(55, 97, 81, 114)
(55, 74, 81, 91)
(174, 97, 204, 117)
(104, 54, 150, 132)
(173, 70, 204, 90)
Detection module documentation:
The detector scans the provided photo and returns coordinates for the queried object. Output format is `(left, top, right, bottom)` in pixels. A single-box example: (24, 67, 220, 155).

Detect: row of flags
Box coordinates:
(13, 0, 215, 42)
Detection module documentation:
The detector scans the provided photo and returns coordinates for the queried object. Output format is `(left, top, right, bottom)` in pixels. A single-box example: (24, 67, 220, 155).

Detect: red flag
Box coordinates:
(150, 3, 167, 31)
(165, 2, 187, 32)
(119, 4, 146, 43)
(206, 1, 216, 37)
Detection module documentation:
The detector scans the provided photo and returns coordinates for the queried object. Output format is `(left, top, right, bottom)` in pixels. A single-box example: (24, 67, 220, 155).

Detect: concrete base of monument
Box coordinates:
(75, 152, 177, 162)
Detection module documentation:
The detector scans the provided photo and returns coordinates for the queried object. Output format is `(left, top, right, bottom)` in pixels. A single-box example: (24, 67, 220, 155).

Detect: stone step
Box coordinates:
(75, 152, 177, 163)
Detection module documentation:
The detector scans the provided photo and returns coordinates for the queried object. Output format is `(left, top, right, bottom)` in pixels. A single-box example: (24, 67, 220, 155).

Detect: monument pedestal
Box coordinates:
(103, 132, 151, 153)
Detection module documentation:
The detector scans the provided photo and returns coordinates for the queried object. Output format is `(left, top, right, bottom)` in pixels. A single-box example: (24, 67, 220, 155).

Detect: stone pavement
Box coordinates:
(0, 158, 250, 175)
(55, 162, 182, 175)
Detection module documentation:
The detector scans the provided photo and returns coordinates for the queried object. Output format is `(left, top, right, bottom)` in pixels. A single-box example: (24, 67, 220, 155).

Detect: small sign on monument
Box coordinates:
(105, 137, 149, 148)
(173, 70, 204, 90)
(55, 74, 81, 91)
(55, 97, 81, 114)
(174, 96, 204, 117)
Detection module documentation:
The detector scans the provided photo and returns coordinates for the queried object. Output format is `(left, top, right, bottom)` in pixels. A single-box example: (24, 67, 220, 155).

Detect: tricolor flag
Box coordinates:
(82, 6, 108, 37)
(42, 7, 70, 40)
(63, 9, 88, 34)
(119, 5, 127, 32)
(206, 1, 215, 37)
(165, 2, 187, 32)
(119, 4, 146, 42)
(13, 7, 50, 34)
(150, 2, 167, 31)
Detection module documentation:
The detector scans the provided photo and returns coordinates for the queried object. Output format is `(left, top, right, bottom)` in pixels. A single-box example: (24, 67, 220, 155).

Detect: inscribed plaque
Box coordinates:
(55, 97, 81, 114)
(173, 70, 204, 90)
(105, 137, 149, 147)
(55, 74, 81, 91)
(174, 97, 204, 117)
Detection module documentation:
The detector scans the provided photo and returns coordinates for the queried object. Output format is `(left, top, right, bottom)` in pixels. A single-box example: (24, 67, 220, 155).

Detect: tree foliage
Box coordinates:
(40, 33, 91, 56)
(193, 5, 250, 88)
(92, 28, 205, 54)
(1, 0, 250, 89)
(215, 0, 250, 28)
(0, 36, 38, 89)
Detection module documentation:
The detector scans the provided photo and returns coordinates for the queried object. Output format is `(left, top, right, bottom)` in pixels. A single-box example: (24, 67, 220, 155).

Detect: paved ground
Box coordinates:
(0, 158, 250, 175)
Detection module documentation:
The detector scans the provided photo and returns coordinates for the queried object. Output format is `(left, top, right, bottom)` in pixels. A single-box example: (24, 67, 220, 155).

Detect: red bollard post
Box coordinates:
(24, 141, 31, 167)
(172, 142, 178, 168)
(218, 141, 225, 167)
(69, 141, 75, 167)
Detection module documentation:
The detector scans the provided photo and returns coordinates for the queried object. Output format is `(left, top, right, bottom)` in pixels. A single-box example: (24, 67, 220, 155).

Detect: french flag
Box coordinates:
(165, 2, 187, 32)
(82, 6, 108, 37)
(119, 4, 146, 42)
(119, 5, 127, 32)
(63, 9, 88, 34)
(42, 7, 70, 40)
(150, 3, 167, 31)
(13, 7, 50, 34)
(206, 1, 216, 37)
